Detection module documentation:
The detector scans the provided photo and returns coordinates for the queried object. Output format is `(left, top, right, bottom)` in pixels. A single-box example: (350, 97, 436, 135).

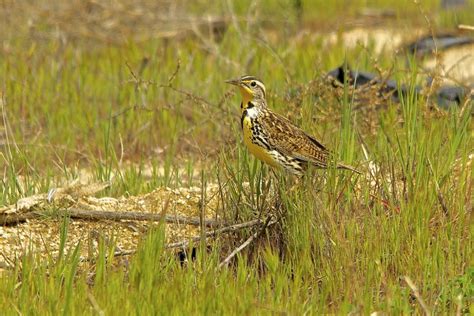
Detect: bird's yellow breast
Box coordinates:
(242, 116, 279, 167)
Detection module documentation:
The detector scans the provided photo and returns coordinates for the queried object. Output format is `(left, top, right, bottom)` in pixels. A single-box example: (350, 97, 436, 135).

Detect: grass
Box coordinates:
(1, 0, 473, 314)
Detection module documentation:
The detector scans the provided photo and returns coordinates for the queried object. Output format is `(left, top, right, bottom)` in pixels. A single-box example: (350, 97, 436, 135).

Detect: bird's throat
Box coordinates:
(239, 86, 254, 104)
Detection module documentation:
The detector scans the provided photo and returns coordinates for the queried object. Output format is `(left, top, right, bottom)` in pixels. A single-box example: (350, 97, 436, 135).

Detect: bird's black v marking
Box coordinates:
(241, 110, 247, 129)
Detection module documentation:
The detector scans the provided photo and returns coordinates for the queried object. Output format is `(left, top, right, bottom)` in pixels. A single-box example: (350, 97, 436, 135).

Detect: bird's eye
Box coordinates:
(250, 81, 257, 87)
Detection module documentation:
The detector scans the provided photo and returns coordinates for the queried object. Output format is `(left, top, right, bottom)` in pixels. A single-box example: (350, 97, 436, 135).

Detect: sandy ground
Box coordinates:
(0, 182, 222, 272)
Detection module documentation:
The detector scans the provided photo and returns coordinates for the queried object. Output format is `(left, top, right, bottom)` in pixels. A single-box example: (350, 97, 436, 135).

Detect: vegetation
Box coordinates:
(1, 0, 473, 314)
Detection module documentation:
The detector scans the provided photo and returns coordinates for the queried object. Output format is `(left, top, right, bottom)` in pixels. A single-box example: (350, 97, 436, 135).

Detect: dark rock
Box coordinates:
(326, 64, 473, 110)
(441, 0, 466, 9)
(405, 34, 474, 56)
(327, 64, 420, 102)
(435, 85, 474, 110)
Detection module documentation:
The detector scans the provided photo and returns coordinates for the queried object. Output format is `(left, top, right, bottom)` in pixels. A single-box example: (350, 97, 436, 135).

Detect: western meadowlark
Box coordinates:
(226, 75, 360, 176)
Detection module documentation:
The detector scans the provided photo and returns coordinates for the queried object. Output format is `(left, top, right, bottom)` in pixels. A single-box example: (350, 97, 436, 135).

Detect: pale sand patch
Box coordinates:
(423, 44, 474, 84)
(0, 183, 223, 270)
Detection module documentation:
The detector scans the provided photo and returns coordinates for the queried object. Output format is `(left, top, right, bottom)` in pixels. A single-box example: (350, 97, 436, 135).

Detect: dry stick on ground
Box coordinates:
(86, 219, 264, 261)
(1, 208, 223, 227)
(67, 208, 222, 227)
(87, 291, 105, 316)
(167, 218, 262, 249)
(1, 212, 39, 225)
(218, 217, 276, 269)
(458, 24, 474, 31)
(404, 276, 432, 316)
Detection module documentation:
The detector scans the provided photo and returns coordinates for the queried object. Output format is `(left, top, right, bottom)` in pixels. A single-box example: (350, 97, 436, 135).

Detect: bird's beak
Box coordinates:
(225, 78, 241, 86)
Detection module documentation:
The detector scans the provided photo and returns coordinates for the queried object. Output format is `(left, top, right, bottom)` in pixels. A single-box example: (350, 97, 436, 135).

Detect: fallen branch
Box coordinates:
(0, 181, 111, 224)
(1, 212, 38, 225)
(1, 208, 223, 227)
(66, 208, 222, 227)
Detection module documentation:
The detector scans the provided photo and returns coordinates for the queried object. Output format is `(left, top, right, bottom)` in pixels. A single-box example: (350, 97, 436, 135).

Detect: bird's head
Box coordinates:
(225, 75, 266, 104)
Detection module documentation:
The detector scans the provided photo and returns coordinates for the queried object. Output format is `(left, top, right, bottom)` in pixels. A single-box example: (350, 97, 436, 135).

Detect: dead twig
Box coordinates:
(404, 276, 431, 316)
(218, 217, 275, 268)
(87, 291, 105, 316)
(167, 218, 262, 250)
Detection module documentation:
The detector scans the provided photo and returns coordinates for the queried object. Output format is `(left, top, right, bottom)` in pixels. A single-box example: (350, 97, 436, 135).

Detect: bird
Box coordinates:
(225, 75, 360, 176)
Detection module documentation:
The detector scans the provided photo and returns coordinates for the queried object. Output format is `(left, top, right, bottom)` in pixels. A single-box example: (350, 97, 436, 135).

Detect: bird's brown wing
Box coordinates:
(260, 110, 331, 168)
(261, 110, 361, 173)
